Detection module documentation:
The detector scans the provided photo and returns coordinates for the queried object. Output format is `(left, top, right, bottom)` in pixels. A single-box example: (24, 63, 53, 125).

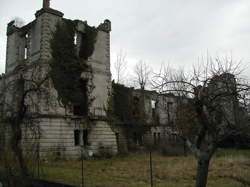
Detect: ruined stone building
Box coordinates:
(1, 1, 242, 158)
(111, 83, 181, 152)
(112, 72, 245, 152)
(0, 1, 117, 158)
(0, 1, 182, 158)
(133, 90, 179, 145)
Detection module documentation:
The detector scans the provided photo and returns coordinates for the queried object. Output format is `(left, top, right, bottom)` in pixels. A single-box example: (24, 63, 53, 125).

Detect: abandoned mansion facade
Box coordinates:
(0, 1, 181, 158)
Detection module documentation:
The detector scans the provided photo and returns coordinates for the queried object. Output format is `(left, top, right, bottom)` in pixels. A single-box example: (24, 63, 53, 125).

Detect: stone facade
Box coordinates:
(139, 90, 179, 145)
(0, 2, 117, 158)
(112, 86, 182, 151)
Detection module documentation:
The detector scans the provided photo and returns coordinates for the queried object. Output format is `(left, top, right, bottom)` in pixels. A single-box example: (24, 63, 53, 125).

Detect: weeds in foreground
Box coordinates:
(39, 149, 250, 187)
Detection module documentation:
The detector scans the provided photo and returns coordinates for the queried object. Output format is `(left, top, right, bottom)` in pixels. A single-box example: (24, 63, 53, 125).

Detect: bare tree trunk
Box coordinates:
(15, 143, 29, 176)
(11, 124, 29, 176)
(195, 157, 210, 187)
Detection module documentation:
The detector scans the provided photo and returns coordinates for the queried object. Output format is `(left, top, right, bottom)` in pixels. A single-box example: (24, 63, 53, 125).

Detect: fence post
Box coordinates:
(81, 146, 85, 187)
(37, 143, 40, 178)
(150, 150, 153, 187)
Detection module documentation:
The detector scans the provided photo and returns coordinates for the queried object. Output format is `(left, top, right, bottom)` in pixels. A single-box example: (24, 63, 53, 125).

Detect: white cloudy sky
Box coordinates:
(1, 0, 250, 81)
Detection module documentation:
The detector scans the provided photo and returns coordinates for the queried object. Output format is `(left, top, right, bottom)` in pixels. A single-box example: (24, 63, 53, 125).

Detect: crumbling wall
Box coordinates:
(88, 21, 112, 117)
(2, 4, 118, 158)
(5, 22, 26, 73)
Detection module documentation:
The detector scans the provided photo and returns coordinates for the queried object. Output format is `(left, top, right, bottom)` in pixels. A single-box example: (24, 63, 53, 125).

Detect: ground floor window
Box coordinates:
(133, 132, 142, 146)
(74, 130, 80, 146)
(153, 132, 161, 145)
(82, 129, 89, 146)
(74, 129, 89, 146)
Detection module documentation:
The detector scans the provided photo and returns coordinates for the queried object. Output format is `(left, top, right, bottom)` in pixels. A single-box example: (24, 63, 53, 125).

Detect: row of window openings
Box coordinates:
(151, 100, 173, 121)
(75, 131, 174, 148)
(74, 129, 89, 146)
(22, 33, 78, 61)
(133, 132, 143, 146)
(153, 132, 161, 145)
(151, 100, 173, 110)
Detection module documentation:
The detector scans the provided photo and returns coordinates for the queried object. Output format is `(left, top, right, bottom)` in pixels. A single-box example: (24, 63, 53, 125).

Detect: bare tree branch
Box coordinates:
(152, 56, 250, 187)
(114, 50, 127, 84)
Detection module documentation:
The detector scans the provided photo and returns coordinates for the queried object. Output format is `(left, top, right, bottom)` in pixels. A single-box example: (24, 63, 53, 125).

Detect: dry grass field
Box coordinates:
(39, 149, 250, 187)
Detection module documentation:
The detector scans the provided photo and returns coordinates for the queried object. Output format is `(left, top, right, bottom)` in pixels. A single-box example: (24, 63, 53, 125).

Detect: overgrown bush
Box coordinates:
(158, 139, 188, 156)
(96, 144, 114, 159)
(117, 142, 129, 156)
(50, 19, 97, 110)
(144, 137, 188, 156)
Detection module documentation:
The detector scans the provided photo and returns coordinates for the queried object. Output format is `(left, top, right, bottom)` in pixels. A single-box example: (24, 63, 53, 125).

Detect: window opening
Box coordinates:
(158, 133, 161, 142)
(82, 129, 89, 146)
(74, 130, 80, 146)
(74, 33, 77, 45)
(133, 97, 140, 119)
(153, 132, 157, 145)
(24, 33, 28, 60)
(73, 80, 88, 115)
(24, 47, 28, 60)
(151, 100, 156, 109)
(73, 105, 82, 115)
(167, 102, 173, 123)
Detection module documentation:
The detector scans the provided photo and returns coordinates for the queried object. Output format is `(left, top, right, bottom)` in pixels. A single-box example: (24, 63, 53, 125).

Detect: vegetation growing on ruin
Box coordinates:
(79, 25, 98, 60)
(175, 102, 199, 141)
(112, 82, 133, 123)
(50, 19, 97, 109)
(110, 82, 150, 137)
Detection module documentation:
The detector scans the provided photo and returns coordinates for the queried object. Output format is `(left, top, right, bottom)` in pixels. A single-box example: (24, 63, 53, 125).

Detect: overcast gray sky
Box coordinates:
(1, 0, 250, 80)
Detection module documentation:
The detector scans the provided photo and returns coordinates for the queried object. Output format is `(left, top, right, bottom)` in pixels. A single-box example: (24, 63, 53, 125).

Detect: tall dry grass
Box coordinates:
(40, 149, 250, 187)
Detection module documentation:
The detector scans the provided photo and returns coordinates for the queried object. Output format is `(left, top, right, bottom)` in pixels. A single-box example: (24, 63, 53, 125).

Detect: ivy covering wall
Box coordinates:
(79, 25, 98, 60)
(111, 82, 150, 137)
(50, 19, 98, 113)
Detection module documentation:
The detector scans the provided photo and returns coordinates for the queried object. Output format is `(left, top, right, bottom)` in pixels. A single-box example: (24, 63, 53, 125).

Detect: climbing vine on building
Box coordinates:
(79, 25, 98, 59)
(50, 19, 97, 112)
(111, 82, 150, 137)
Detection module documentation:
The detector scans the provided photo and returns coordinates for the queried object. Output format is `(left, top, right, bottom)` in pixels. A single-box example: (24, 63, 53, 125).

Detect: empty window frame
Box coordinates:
(74, 32, 77, 45)
(167, 102, 173, 123)
(133, 132, 142, 146)
(73, 80, 88, 116)
(74, 130, 80, 146)
(151, 100, 156, 109)
(24, 47, 28, 59)
(153, 132, 157, 145)
(158, 132, 161, 142)
(74, 129, 89, 147)
(82, 129, 89, 146)
(73, 105, 83, 115)
(24, 33, 28, 60)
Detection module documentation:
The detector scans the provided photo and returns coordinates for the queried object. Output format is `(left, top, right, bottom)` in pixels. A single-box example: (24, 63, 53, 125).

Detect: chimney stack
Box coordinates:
(43, 0, 50, 9)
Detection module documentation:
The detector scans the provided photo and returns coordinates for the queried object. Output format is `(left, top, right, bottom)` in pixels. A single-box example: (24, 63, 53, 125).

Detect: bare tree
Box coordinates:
(114, 50, 127, 84)
(0, 63, 49, 177)
(152, 57, 250, 187)
(131, 60, 152, 127)
(134, 60, 152, 90)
